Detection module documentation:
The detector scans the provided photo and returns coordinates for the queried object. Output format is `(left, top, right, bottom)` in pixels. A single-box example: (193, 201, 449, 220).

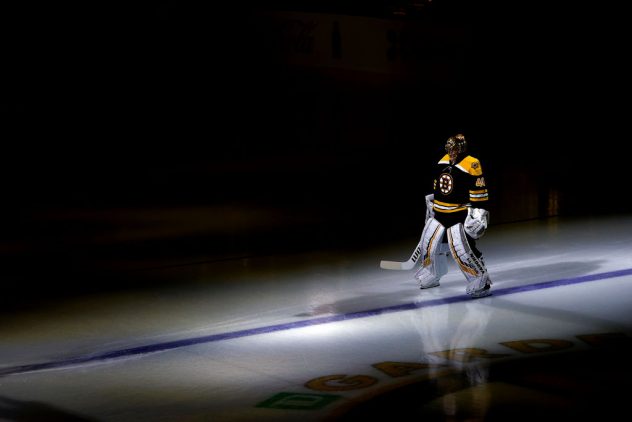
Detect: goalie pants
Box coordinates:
(435, 210, 482, 259)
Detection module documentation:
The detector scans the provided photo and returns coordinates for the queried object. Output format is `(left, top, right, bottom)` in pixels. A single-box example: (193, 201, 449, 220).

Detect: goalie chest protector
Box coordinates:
(432, 154, 488, 214)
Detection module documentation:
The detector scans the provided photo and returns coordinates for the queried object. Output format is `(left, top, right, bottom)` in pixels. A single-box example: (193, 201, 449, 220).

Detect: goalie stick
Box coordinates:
(380, 237, 423, 270)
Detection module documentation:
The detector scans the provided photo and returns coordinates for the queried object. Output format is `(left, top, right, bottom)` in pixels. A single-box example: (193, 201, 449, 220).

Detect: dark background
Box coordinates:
(5, 2, 626, 206)
(2, 1, 629, 305)
(5, 2, 627, 199)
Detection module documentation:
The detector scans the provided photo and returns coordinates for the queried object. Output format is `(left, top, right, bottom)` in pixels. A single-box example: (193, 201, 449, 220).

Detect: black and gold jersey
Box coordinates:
(432, 153, 488, 217)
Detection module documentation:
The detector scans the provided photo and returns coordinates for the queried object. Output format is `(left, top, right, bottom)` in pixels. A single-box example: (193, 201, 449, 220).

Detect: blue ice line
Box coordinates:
(2, 267, 632, 377)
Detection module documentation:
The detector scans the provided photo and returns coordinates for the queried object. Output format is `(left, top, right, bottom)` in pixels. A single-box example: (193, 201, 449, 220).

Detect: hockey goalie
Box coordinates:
(381, 134, 492, 298)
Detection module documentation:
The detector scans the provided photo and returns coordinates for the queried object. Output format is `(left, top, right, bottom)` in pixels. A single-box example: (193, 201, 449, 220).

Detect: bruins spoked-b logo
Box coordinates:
(439, 173, 453, 194)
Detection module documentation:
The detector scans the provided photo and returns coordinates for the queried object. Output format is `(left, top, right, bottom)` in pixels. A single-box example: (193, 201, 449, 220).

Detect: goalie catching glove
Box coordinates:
(464, 207, 489, 239)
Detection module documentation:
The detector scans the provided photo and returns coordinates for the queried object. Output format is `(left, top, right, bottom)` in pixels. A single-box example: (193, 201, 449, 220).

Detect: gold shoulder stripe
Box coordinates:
(459, 156, 483, 176)
(438, 154, 450, 164)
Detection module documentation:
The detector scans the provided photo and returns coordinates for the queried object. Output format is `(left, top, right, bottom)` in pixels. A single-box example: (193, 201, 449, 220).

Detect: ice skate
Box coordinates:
(419, 277, 440, 289)
(468, 278, 492, 298)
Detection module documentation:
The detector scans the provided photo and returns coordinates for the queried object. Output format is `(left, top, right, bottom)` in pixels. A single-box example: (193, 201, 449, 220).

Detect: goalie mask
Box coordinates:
(445, 134, 467, 163)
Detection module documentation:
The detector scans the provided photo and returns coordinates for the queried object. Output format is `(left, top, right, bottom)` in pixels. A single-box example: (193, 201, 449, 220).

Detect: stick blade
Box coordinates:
(380, 260, 413, 270)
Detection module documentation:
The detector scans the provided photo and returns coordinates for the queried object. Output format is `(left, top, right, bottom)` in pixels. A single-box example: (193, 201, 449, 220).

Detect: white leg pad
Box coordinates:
(436, 242, 450, 278)
(414, 218, 446, 289)
(447, 224, 492, 297)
